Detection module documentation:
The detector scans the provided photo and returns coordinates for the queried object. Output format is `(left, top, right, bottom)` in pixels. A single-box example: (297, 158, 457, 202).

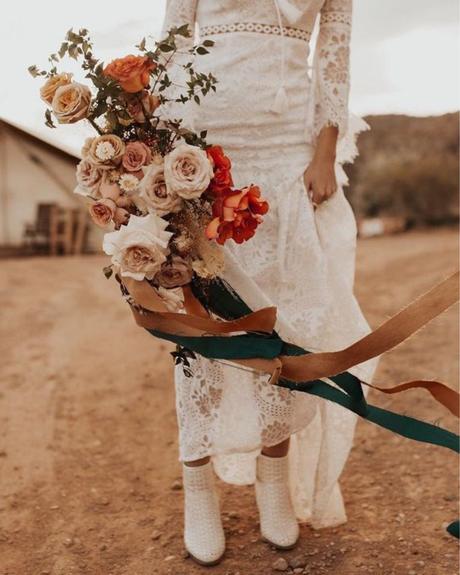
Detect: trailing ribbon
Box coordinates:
(123, 272, 460, 418)
(124, 278, 277, 336)
(120, 272, 460, 537)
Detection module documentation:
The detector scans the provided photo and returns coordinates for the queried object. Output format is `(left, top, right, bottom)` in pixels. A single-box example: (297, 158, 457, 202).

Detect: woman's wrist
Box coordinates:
(313, 125, 338, 165)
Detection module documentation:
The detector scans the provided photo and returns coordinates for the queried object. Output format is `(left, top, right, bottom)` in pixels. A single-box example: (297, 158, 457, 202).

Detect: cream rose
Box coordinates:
(140, 163, 183, 216)
(154, 256, 193, 288)
(157, 286, 185, 312)
(40, 73, 73, 104)
(83, 134, 125, 169)
(103, 214, 172, 281)
(164, 143, 214, 200)
(74, 159, 104, 197)
(51, 82, 92, 124)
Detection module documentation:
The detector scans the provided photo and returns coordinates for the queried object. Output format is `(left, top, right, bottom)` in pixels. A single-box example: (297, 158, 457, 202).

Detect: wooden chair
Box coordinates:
(23, 203, 89, 255)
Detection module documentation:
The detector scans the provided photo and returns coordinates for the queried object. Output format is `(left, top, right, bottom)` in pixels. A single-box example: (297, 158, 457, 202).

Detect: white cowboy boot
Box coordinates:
(255, 453, 299, 549)
(182, 461, 226, 565)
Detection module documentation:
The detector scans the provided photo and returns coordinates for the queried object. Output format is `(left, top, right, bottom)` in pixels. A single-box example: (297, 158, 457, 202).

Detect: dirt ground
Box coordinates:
(0, 228, 458, 575)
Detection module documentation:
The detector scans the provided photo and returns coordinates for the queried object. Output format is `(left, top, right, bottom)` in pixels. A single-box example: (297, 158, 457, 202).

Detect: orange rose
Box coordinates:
(103, 55, 156, 93)
(205, 185, 269, 245)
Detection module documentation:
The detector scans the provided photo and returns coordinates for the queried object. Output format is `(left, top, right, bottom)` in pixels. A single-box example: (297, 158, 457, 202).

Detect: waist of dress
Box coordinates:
(199, 22, 312, 43)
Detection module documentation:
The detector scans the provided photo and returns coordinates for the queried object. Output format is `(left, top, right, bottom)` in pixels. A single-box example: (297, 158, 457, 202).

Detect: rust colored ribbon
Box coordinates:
(123, 277, 277, 336)
(123, 271, 460, 417)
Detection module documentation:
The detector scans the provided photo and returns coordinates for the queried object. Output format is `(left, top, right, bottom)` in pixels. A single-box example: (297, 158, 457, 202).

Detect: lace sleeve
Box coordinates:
(312, 0, 352, 139)
(161, 0, 198, 46)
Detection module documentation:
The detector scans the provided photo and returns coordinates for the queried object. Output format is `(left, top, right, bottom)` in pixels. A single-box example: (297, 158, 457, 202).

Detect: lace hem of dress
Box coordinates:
(200, 22, 312, 42)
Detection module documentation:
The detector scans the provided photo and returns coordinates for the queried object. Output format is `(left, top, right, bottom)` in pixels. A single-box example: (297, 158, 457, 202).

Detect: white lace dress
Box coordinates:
(161, 0, 378, 529)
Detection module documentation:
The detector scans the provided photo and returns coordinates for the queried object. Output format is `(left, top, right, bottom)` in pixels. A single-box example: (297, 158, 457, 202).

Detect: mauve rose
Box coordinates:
(126, 92, 161, 122)
(89, 198, 116, 227)
(154, 256, 193, 288)
(140, 163, 182, 216)
(113, 207, 130, 226)
(75, 159, 104, 197)
(52, 82, 92, 124)
(164, 143, 214, 200)
(122, 141, 152, 172)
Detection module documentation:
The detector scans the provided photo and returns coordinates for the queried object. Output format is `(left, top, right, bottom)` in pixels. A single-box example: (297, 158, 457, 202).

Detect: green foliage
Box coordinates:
(28, 25, 217, 152)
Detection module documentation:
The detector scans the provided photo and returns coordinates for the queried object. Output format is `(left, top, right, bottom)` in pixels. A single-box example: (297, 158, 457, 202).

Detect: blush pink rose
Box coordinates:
(89, 198, 117, 227)
(122, 142, 152, 172)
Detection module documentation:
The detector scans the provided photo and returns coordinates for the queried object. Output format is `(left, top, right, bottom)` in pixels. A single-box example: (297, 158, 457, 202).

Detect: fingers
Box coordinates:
(310, 180, 338, 205)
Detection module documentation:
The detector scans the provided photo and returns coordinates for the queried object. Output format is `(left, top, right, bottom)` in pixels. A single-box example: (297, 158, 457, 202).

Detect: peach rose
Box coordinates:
(51, 82, 92, 124)
(83, 135, 125, 169)
(140, 163, 183, 216)
(100, 181, 121, 202)
(122, 141, 152, 172)
(40, 73, 73, 104)
(103, 55, 156, 93)
(75, 159, 104, 197)
(154, 256, 193, 288)
(103, 214, 172, 280)
(89, 198, 117, 227)
(164, 143, 214, 200)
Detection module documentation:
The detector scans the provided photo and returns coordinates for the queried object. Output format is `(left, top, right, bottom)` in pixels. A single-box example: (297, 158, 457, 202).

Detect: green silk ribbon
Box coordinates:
(143, 277, 459, 537)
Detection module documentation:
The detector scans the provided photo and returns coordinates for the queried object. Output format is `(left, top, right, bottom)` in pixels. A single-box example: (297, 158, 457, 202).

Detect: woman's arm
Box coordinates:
(305, 0, 352, 206)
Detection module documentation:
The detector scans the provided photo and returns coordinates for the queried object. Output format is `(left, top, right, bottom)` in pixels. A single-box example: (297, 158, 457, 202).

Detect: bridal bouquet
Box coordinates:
(30, 26, 459, 539)
(30, 27, 269, 312)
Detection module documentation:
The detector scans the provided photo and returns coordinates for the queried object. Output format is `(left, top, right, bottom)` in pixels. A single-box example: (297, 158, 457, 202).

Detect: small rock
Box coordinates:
(228, 511, 239, 519)
(289, 556, 307, 569)
(100, 543, 107, 551)
(272, 557, 289, 571)
(293, 569, 303, 574)
(181, 549, 190, 559)
(49, 505, 60, 510)
(408, 571, 416, 575)
(62, 537, 73, 547)
(151, 530, 162, 540)
(171, 480, 183, 491)
(164, 555, 175, 561)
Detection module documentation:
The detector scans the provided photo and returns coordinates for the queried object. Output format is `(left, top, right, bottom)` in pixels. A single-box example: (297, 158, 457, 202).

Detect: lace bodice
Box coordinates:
(162, 0, 353, 138)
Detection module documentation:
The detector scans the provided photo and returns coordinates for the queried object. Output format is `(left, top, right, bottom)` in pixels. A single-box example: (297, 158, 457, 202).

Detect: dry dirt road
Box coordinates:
(0, 229, 458, 575)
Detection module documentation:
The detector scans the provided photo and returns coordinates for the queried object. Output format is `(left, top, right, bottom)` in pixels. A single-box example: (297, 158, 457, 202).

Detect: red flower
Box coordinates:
(206, 185, 269, 245)
(206, 145, 233, 194)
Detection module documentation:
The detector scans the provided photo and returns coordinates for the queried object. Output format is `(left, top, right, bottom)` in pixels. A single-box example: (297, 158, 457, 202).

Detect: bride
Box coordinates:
(161, 0, 377, 565)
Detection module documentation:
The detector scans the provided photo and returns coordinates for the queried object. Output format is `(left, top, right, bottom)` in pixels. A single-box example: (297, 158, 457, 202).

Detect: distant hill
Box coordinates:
(346, 112, 459, 225)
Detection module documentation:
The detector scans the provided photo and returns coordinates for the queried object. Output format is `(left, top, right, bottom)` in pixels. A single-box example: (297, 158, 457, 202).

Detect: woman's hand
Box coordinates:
(304, 156, 337, 206)
(304, 125, 339, 207)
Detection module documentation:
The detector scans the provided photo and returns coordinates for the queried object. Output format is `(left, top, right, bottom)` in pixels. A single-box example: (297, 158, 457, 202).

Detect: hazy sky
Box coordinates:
(0, 0, 458, 155)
